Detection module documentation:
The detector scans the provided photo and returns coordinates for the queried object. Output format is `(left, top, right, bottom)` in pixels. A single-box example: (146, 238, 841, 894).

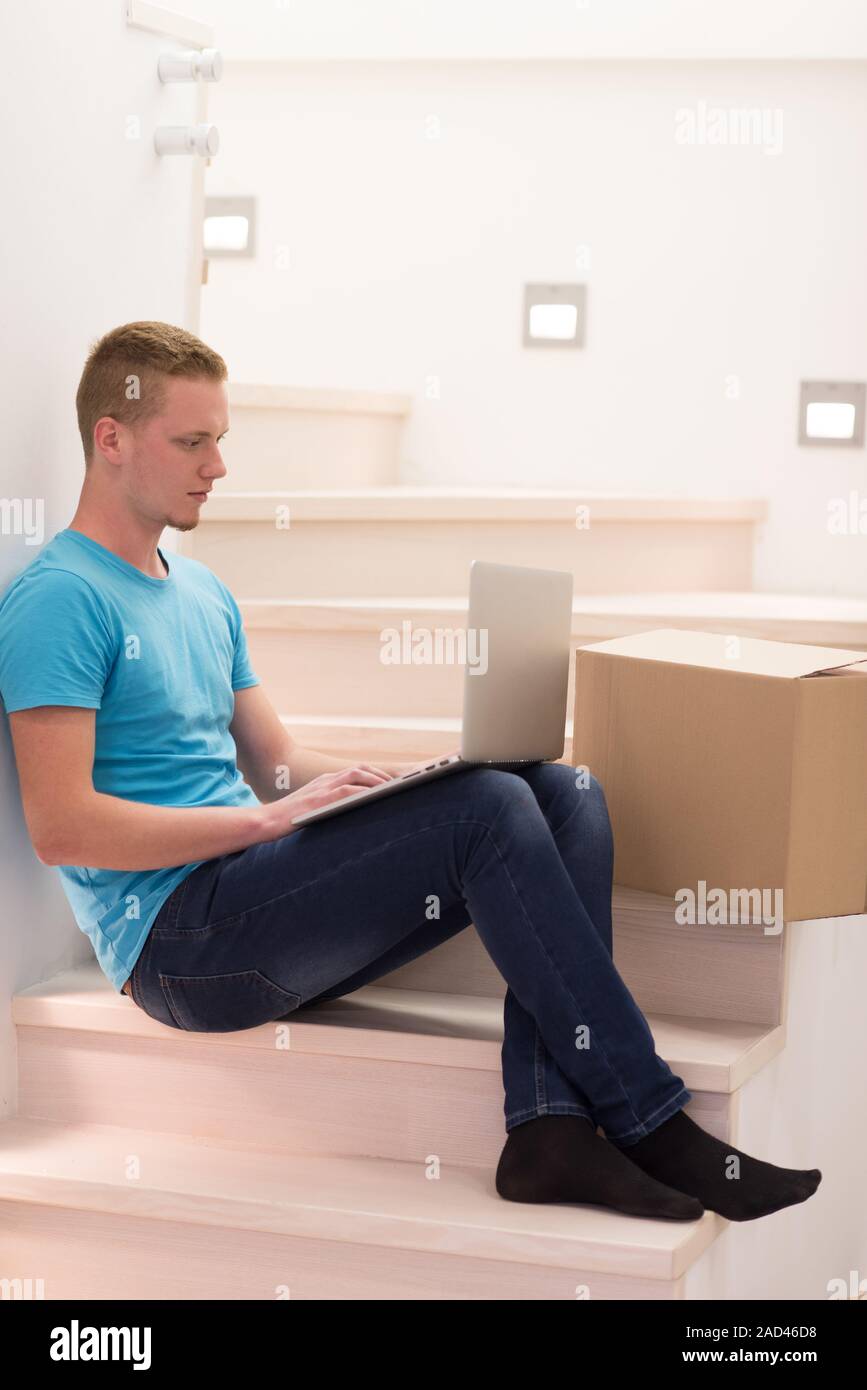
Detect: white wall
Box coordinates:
(0, 0, 209, 1113)
(199, 58, 867, 595)
(183, 0, 867, 61)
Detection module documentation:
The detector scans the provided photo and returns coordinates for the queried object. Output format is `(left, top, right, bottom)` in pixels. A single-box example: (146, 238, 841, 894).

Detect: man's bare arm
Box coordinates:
(229, 683, 417, 798)
(8, 706, 394, 871)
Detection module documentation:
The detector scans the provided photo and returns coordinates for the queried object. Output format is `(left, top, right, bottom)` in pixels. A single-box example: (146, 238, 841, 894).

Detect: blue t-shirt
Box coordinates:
(0, 527, 261, 994)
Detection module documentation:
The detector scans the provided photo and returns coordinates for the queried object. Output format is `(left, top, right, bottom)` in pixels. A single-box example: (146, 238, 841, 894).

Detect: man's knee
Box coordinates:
(459, 766, 539, 814)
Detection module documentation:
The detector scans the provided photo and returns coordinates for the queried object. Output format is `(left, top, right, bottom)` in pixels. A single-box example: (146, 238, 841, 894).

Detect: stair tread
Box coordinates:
(239, 590, 867, 618)
(280, 712, 463, 730)
(0, 1115, 721, 1278)
(239, 590, 867, 647)
(15, 964, 783, 1092)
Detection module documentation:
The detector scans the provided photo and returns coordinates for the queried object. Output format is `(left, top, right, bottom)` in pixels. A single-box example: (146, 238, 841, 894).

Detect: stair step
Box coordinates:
(13, 967, 782, 1094)
(377, 884, 787, 1028)
(0, 1115, 722, 1297)
(182, 488, 766, 598)
(222, 384, 411, 491)
(14, 966, 783, 1165)
(198, 487, 767, 523)
(241, 589, 867, 645)
(279, 711, 473, 761)
(240, 591, 867, 720)
(275, 710, 581, 772)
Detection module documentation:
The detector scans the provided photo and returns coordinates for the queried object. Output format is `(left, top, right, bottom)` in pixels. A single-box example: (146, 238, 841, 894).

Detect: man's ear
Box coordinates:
(93, 417, 125, 465)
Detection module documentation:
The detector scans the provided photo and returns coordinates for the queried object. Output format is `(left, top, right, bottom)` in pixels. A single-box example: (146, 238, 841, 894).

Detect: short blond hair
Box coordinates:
(75, 320, 228, 465)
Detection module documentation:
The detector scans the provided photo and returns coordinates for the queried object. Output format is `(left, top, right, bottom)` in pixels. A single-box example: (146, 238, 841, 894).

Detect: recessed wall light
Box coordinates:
(203, 196, 256, 257)
(523, 283, 586, 348)
(798, 381, 865, 446)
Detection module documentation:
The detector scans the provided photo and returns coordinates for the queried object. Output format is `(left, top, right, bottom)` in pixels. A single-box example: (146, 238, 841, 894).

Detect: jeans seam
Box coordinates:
(533, 1024, 548, 1111)
(506, 1103, 594, 1126)
(166, 867, 195, 926)
(151, 911, 245, 941)
(159, 976, 185, 1030)
(604, 1086, 692, 1145)
(149, 866, 214, 938)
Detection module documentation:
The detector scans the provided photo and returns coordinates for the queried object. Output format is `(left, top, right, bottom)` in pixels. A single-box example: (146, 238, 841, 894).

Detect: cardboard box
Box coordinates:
(573, 628, 867, 922)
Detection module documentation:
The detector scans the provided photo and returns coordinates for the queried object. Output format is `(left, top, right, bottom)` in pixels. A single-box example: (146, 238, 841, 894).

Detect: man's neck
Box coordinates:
(68, 501, 168, 579)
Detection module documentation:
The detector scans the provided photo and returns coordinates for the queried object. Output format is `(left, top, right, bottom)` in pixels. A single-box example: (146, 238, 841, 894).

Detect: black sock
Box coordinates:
(495, 1114, 704, 1221)
(612, 1108, 822, 1222)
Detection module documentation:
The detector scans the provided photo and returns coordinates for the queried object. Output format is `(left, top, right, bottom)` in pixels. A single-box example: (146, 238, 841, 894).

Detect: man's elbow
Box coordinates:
(27, 814, 68, 866)
(23, 794, 93, 867)
(30, 817, 65, 861)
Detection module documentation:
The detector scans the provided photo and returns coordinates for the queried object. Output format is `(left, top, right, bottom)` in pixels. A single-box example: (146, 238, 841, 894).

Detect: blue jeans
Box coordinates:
(128, 763, 692, 1144)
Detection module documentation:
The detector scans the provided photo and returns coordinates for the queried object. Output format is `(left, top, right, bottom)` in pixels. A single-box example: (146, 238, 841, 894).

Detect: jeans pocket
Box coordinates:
(158, 969, 302, 1033)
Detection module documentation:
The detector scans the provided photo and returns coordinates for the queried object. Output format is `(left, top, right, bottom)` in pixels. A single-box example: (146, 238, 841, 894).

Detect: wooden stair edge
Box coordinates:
(13, 967, 785, 1095)
(0, 1115, 722, 1280)
(192, 489, 770, 524)
(236, 590, 867, 646)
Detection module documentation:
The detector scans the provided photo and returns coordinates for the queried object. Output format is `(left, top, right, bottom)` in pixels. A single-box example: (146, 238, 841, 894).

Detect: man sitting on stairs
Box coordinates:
(0, 320, 822, 1225)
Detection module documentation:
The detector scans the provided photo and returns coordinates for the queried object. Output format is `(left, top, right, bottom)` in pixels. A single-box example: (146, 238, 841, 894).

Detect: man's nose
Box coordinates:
(202, 447, 228, 479)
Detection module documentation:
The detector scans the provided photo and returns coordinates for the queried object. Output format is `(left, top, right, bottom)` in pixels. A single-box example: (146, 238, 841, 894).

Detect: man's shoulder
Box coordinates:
(171, 549, 238, 609)
(0, 534, 103, 616)
(0, 538, 118, 711)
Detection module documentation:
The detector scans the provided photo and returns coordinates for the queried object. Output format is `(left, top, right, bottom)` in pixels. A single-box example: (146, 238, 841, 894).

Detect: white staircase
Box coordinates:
(5, 387, 865, 1299)
(3, 897, 863, 1299)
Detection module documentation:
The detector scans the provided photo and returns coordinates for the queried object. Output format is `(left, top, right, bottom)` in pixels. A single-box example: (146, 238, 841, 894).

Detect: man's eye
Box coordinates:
(184, 440, 201, 448)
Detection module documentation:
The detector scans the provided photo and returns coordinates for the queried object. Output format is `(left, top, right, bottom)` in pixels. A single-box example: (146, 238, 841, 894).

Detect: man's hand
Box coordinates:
(259, 763, 395, 835)
(259, 752, 462, 836)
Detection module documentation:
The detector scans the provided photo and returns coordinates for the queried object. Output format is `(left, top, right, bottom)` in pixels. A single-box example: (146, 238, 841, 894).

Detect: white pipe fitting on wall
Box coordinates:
(158, 48, 223, 83)
(153, 124, 219, 157)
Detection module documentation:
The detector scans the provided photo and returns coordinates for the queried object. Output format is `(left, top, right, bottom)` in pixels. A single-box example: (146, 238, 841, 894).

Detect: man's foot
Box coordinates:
(612, 1108, 822, 1222)
(495, 1114, 705, 1221)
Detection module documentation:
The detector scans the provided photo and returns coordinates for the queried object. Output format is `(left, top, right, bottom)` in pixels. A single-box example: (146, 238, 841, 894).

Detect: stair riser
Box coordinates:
(186, 519, 755, 599)
(248, 625, 858, 721)
(378, 891, 787, 1028)
(0, 1204, 681, 1299)
(221, 409, 403, 490)
(250, 626, 586, 720)
(280, 721, 515, 764)
(15, 1026, 732, 1165)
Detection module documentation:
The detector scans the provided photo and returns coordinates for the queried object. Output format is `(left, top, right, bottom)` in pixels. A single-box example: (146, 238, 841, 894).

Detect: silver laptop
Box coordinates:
(290, 559, 574, 827)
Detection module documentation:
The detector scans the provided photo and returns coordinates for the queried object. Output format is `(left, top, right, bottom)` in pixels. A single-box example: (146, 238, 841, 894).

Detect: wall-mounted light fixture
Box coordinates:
(203, 196, 256, 256)
(798, 381, 865, 446)
(523, 283, 586, 348)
